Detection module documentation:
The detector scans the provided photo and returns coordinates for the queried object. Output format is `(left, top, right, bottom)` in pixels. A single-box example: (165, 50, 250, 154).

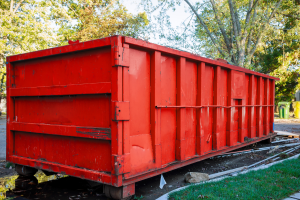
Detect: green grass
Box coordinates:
(169, 157, 300, 200)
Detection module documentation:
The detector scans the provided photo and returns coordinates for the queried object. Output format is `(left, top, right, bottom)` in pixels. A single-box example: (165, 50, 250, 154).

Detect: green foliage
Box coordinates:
(0, 67, 5, 99)
(134, 195, 144, 200)
(141, 0, 296, 68)
(272, 68, 299, 105)
(0, 0, 149, 98)
(4, 162, 14, 169)
(141, 0, 299, 105)
(0, 1, 63, 55)
(0, 0, 65, 99)
(169, 158, 300, 200)
(253, 3, 300, 105)
(54, 0, 149, 44)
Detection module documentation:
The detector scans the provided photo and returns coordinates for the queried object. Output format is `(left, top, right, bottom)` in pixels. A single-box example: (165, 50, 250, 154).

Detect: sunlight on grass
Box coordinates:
(169, 157, 300, 200)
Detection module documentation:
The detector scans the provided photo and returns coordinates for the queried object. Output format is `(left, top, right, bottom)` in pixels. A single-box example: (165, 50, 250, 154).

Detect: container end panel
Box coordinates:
(14, 131, 112, 172)
(14, 94, 111, 127)
(12, 47, 111, 88)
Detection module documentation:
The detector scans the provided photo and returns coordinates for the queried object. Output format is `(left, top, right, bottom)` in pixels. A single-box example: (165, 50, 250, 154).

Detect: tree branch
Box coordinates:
(249, 0, 283, 57)
(246, 6, 256, 55)
(10, 0, 14, 13)
(13, 0, 24, 14)
(282, 13, 300, 20)
(233, 1, 241, 35)
(209, 0, 232, 54)
(228, 0, 240, 57)
(241, 0, 258, 46)
(244, 0, 254, 31)
(240, 0, 260, 46)
(183, 0, 226, 57)
(248, 0, 259, 16)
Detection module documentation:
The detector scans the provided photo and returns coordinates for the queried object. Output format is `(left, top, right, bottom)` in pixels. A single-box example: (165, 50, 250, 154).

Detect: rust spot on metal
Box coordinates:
(76, 127, 111, 140)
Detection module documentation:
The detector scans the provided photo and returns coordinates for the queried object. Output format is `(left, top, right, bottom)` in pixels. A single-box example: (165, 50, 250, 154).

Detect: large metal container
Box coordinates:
(6, 35, 278, 199)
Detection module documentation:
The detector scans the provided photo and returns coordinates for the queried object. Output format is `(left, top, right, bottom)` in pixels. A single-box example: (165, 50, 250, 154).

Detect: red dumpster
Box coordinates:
(6, 35, 279, 199)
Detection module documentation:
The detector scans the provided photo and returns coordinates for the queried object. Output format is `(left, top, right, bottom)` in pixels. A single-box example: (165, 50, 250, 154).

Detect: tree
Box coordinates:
(53, 0, 149, 44)
(0, 0, 63, 100)
(253, 0, 300, 105)
(0, 0, 149, 101)
(141, 0, 296, 68)
(141, 0, 299, 107)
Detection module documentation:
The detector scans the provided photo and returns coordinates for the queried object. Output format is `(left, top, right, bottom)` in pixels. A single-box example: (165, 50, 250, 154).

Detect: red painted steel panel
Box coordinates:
(14, 132, 112, 172)
(128, 49, 153, 176)
(202, 65, 214, 153)
(12, 47, 111, 88)
(6, 36, 278, 193)
(219, 69, 228, 148)
(123, 37, 279, 81)
(160, 56, 177, 165)
(14, 95, 111, 127)
(184, 61, 197, 158)
(10, 82, 111, 97)
(150, 51, 162, 169)
(11, 122, 111, 140)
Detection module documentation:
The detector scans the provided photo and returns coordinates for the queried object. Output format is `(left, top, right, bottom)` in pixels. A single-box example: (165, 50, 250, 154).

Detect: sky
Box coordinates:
(121, 0, 193, 44)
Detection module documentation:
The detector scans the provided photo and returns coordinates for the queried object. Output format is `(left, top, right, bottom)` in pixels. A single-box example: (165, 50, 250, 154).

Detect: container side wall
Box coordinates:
(200, 65, 214, 153)
(252, 76, 258, 137)
(160, 56, 177, 165)
(184, 61, 197, 159)
(127, 48, 154, 175)
(219, 69, 228, 148)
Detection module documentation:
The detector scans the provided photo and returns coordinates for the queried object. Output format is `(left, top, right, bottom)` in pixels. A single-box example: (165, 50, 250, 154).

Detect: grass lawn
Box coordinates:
(169, 157, 300, 200)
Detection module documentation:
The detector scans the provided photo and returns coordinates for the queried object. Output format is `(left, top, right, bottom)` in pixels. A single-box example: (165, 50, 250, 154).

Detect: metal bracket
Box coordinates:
(113, 44, 130, 67)
(113, 101, 130, 121)
(113, 154, 130, 175)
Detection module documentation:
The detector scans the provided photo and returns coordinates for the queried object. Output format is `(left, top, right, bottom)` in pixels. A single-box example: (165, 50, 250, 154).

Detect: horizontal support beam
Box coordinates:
(124, 37, 279, 81)
(10, 122, 111, 140)
(8, 155, 115, 185)
(8, 37, 112, 63)
(156, 105, 274, 108)
(10, 82, 111, 97)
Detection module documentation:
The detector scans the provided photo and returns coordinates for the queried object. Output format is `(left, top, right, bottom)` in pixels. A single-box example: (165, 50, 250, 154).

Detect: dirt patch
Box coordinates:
(0, 160, 16, 178)
(275, 118, 300, 124)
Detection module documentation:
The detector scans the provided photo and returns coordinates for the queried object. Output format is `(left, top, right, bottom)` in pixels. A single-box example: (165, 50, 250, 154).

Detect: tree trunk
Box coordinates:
(0, 53, 4, 67)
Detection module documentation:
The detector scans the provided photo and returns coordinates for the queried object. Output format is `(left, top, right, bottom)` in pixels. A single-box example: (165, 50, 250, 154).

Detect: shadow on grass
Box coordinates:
(169, 157, 300, 200)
